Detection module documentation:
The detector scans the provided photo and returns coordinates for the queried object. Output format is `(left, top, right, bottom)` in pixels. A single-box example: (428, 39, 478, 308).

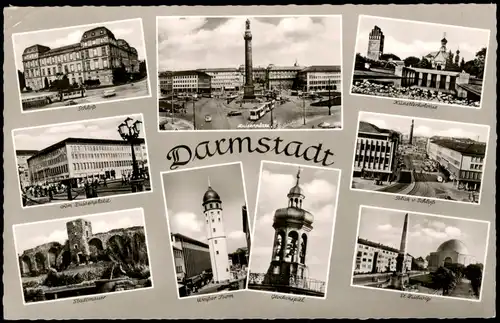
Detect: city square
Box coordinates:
(157, 16, 342, 130)
(13, 19, 150, 112)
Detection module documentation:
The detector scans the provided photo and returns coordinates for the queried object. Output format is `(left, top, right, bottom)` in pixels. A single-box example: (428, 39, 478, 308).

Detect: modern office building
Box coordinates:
(353, 121, 401, 182)
(355, 238, 412, 274)
(266, 64, 303, 91)
(158, 71, 173, 95)
(168, 70, 212, 94)
(22, 26, 140, 90)
(426, 137, 486, 191)
(26, 137, 148, 186)
(297, 65, 342, 92)
(198, 68, 244, 94)
(171, 233, 212, 281)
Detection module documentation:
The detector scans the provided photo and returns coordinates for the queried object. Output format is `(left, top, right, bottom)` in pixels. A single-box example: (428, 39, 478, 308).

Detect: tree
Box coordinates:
(380, 53, 401, 61)
(464, 263, 483, 296)
(17, 70, 26, 90)
(474, 47, 487, 79)
(139, 60, 147, 78)
(460, 57, 466, 71)
(112, 63, 129, 85)
(417, 57, 432, 69)
(404, 56, 420, 67)
(431, 266, 456, 295)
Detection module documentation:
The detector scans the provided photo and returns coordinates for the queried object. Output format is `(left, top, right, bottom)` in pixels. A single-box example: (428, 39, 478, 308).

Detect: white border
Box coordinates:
(12, 113, 154, 210)
(349, 205, 491, 303)
(160, 161, 251, 300)
(349, 14, 491, 110)
(245, 160, 342, 300)
(12, 18, 153, 115)
(155, 15, 344, 133)
(12, 207, 155, 306)
(348, 110, 491, 206)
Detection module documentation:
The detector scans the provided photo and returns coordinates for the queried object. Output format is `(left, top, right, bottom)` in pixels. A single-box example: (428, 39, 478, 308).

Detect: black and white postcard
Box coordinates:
(351, 206, 489, 302)
(350, 112, 490, 204)
(247, 161, 341, 299)
(161, 162, 251, 299)
(14, 208, 153, 304)
(351, 15, 490, 108)
(13, 114, 152, 208)
(12, 18, 151, 113)
(157, 16, 343, 131)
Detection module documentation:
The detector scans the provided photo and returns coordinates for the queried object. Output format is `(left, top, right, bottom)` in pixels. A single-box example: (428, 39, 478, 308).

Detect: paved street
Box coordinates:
(158, 93, 342, 130)
(22, 79, 149, 111)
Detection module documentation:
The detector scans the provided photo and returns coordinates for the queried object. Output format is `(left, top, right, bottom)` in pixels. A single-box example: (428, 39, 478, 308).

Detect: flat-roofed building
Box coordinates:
(266, 64, 303, 91)
(355, 238, 412, 274)
(171, 233, 212, 281)
(198, 67, 243, 94)
(171, 70, 212, 94)
(16, 150, 39, 189)
(297, 65, 342, 92)
(26, 137, 148, 186)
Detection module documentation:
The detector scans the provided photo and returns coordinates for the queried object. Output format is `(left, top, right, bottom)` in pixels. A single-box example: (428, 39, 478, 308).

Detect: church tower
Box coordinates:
(263, 167, 314, 287)
(440, 32, 448, 53)
(203, 180, 231, 283)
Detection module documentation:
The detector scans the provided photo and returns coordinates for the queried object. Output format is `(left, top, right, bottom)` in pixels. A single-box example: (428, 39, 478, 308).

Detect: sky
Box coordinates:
(13, 19, 147, 72)
(406, 214, 489, 263)
(14, 208, 145, 254)
(249, 162, 340, 282)
(162, 163, 248, 254)
(356, 16, 490, 62)
(357, 207, 407, 250)
(13, 114, 145, 151)
(157, 16, 342, 71)
(360, 112, 490, 142)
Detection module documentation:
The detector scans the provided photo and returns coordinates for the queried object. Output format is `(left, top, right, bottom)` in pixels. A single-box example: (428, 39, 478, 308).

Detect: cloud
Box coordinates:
(311, 203, 336, 223)
(171, 212, 203, 233)
(28, 229, 67, 247)
(257, 212, 274, 228)
(429, 221, 446, 230)
(92, 217, 138, 234)
(45, 124, 86, 134)
(157, 16, 342, 71)
(302, 179, 337, 206)
(377, 224, 394, 231)
(228, 230, 245, 240)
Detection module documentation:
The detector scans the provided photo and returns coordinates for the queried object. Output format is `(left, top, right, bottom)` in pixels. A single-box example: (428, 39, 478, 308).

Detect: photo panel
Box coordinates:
(351, 15, 490, 109)
(157, 15, 343, 131)
(13, 208, 153, 305)
(247, 161, 341, 299)
(350, 111, 490, 205)
(161, 162, 251, 299)
(12, 113, 152, 209)
(351, 206, 490, 302)
(12, 18, 151, 113)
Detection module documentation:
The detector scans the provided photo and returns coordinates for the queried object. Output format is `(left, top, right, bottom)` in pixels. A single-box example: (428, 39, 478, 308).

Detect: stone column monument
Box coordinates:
(390, 213, 410, 289)
(243, 19, 255, 100)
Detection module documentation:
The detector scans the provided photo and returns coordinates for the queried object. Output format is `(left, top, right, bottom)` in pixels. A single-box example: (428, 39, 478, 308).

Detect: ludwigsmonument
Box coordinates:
(390, 213, 410, 289)
(243, 19, 255, 100)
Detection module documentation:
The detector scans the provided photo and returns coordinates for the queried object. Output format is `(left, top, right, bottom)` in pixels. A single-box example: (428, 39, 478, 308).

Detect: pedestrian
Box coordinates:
(103, 177, 107, 188)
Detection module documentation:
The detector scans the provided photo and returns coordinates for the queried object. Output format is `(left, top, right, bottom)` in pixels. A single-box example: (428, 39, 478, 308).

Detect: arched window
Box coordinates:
(74, 244, 78, 250)
(216, 250, 219, 255)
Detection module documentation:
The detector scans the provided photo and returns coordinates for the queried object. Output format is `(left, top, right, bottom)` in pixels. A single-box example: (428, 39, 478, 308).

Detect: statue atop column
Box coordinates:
(243, 18, 255, 100)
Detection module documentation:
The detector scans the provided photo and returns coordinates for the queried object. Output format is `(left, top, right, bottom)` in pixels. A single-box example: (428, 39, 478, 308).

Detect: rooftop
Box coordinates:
(172, 233, 209, 249)
(16, 149, 39, 156)
(27, 137, 146, 161)
(358, 238, 399, 253)
(358, 121, 393, 135)
(300, 65, 341, 73)
(430, 138, 486, 156)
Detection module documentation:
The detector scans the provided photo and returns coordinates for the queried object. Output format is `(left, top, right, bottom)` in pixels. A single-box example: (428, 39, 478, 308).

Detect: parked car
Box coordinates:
(205, 115, 212, 122)
(317, 121, 341, 129)
(65, 100, 78, 106)
(227, 111, 242, 116)
(103, 89, 116, 98)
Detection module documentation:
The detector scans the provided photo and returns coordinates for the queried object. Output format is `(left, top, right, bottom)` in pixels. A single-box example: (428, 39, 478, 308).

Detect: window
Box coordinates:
(212, 218, 214, 223)
(216, 251, 219, 255)
(215, 240, 217, 244)
(213, 228, 216, 233)
(226, 268, 229, 272)
(103, 59, 108, 68)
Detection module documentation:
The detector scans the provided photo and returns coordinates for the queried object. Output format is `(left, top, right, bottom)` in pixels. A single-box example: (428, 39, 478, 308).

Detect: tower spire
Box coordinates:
(208, 176, 211, 187)
(296, 167, 301, 186)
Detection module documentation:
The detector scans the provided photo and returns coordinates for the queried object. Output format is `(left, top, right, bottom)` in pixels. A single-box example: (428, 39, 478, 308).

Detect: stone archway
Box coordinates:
(21, 255, 32, 275)
(61, 250, 71, 270)
(48, 247, 58, 269)
(89, 237, 104, 261)
(300, 233, 308, 264)
(444, 256, 453, 266)
(34, 252, 46, 272)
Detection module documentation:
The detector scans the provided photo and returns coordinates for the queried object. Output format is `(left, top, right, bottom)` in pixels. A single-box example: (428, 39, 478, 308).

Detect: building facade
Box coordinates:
(297, 66, 342, 92)
(354, 238, 412, 274)
(424, 33, 455, 70)
(27, 137, 148, 186)
(426, 137, 485, 191)
(202, 184, 231, 284)
(158, 71, 173, 95)
(16, 150, 38, 189)
(266, 64, 303, 91)
(427, 239, 476, 272)
(22, 26, 140, 91)
(199, 68, 244, 94)
(169, 70, 212, 94)
(353, 121, 401, 182)
(242, 205, 251, 260)
(171, 233, 212, 281)
(367, 26, 385, 61)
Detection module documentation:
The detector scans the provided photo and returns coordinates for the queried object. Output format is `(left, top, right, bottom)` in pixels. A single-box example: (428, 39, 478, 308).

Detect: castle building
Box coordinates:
(202, 182, 231, 284)
(427, 239, 477, 272)
(425, 137, 485, 191)
(22, 26, 140, 91)
(353, 121, 401, 183)
(18, 218, 146, 276)
(367, 26, 385, 61)
(26, 137, 148, 187)
(16, 150, 38, 189)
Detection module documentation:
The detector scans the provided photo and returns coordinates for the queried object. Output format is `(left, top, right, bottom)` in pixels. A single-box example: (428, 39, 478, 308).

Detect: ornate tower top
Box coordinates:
(246, 19, 251, 30)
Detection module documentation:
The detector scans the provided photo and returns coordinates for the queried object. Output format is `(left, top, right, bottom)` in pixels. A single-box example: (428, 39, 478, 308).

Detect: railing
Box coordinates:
(248, 272, 326, 293)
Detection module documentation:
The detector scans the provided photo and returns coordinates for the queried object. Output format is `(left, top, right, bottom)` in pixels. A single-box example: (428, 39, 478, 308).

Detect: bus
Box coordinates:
(60, 88, 86, 101)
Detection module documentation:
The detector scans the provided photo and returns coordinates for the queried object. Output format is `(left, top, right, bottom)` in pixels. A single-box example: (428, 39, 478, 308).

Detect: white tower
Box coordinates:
(203, 180, 231, 283)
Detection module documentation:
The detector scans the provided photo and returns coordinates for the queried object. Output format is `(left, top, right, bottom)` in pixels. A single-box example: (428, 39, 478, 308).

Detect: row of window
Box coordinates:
(31, 164, 69, 179)
(70, 144, 139, 152)
(460, 170, 482, 180)
(470, 156, 484, 163)
(73, 159, 134, 171)
(357, 142, 392, 153)
(470, 164, 483, 170)
(354, 155, 391, 165)
(29, 154, 66, 168)
(71, 151, 139, 160)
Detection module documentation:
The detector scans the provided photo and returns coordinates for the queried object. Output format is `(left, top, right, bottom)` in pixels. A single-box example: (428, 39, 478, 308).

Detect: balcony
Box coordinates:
(248, 272, 326, 294)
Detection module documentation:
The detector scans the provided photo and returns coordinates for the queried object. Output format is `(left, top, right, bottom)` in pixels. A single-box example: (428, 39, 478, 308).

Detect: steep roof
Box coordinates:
(81, 26, 116, 41)
(40, 43, 81, 57)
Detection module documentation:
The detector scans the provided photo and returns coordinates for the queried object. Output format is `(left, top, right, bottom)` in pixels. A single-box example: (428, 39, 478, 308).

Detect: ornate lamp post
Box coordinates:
(118, 117, 144, 192)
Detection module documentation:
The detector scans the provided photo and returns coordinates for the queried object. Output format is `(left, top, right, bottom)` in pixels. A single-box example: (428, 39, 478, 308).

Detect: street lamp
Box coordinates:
(118, 117, 145, 193)
(328, 78, 332, 116)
